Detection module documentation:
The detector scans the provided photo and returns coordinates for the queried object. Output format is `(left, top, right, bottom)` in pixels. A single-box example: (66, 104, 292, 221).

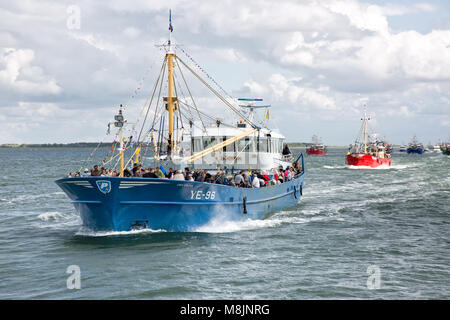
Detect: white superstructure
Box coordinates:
(183, 120, 291, 171)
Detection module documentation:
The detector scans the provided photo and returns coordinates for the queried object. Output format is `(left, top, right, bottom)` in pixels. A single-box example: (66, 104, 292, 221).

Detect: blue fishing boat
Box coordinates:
(407, 135, 424, 154)
(55, 15, 305, 232)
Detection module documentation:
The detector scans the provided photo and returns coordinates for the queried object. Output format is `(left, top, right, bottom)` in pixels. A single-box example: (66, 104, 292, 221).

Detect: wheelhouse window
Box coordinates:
(192, 137, 202, 152)
(258, 138, 268, 152)
(237, 139, 248, 153)
(225, 137, 235, 152)
(203, 136, 216, 149)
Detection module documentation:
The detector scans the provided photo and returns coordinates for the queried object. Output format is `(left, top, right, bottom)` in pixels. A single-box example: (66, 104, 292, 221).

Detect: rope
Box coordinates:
(174, 56, 208, 134)
(176, 45, 235, 102)
(175, 55, 257, 128)
(137, 55, 168, 143)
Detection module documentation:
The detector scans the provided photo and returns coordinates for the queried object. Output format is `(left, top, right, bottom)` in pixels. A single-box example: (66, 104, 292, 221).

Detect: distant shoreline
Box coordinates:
(0, 143, 113, 149)
(0, 142, 352, 149)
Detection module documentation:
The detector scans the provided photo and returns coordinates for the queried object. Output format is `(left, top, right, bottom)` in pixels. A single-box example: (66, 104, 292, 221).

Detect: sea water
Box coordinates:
(0, 148, 448, 299)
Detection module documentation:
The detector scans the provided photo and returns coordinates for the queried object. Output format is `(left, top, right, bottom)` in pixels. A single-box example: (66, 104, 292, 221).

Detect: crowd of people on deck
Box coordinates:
(67, 161, 303, 188)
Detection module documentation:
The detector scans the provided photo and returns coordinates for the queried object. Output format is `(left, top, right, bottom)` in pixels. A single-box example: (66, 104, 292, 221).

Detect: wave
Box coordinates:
(34, 211, 81, 231)
(193, 209, 340, 233)
(75, 227, 166, 237)
(194, 217, 284, 233)
(346, 163, 418, 170)
(37, 211, 67, 221)
(7, 192, 65, 203)
(323, 165, 347, 169)
(346, 164, 390, 170)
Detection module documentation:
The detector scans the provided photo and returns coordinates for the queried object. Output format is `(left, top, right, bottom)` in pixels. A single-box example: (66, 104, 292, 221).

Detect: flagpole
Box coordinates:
(168, 9, 171, 47)
(168, 9, 173, 52)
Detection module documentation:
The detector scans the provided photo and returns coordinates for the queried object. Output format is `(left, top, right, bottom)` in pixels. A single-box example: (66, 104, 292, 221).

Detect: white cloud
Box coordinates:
(0, 0, 449, 145)
(249, 73, 339, 111)
(213, 48, 247, 63)
(70, 32, 121, 57)
(123, 27, 142, 39)
(414, 3, 437, 12)
(0, 48, 62, 95)
(243, 80, 266, 96)
(324, 1, 389, 35)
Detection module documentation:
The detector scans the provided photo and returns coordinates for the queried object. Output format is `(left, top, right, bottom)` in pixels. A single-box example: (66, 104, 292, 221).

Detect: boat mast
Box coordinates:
(114, 106, 125, 177)
(167, 52, 176, 157)
(166, 10, 177, 158)
(120, 129, 124, 176)
(362, 106, 369, 154)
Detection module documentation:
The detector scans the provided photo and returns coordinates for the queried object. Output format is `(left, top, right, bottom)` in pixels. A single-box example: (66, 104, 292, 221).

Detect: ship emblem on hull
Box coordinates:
(96, 180, 111, 194)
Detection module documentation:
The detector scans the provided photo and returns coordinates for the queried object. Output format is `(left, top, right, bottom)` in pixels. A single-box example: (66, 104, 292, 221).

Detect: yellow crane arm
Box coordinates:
(184, 128, 258, 163)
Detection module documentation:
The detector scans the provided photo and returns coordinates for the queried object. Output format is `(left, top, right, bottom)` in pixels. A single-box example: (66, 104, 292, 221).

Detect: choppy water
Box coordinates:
(0, 148, 448, 299)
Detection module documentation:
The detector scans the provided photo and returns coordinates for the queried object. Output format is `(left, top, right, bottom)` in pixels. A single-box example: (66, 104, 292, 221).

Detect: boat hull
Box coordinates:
(55, 174, 305, 232)
(306, 148, 327, 155)
(407, 148, 423, 154)
(346, 153, 392, 168)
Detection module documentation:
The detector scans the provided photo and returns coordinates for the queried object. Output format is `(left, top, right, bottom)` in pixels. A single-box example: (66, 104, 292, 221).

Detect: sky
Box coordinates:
(1, 0, 450, 145)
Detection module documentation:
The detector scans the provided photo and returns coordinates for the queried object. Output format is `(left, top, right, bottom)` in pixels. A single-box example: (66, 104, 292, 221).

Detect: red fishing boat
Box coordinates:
(306, 135, 327, 155)
(346, 111, 392, 168)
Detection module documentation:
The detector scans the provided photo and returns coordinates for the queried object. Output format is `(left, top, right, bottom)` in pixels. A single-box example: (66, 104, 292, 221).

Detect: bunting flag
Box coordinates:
(265, 109, 270, 120)
(134, 147, 141, 163)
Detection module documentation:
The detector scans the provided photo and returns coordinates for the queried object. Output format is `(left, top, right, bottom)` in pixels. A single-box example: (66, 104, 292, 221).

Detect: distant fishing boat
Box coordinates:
(306, 135, 327, 155)
(407, 136, 424, 154)
(346, 109, 392, 168)
(399, 144, 407, 152)
(441, 144, 450, 155)
(433, 144, 441, 153)
(55, 13, 305, 232)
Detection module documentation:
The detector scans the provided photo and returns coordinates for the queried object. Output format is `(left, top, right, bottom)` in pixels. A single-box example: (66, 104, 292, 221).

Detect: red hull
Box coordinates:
(306, 148, 327, 155)
(346, 153, 391, 168)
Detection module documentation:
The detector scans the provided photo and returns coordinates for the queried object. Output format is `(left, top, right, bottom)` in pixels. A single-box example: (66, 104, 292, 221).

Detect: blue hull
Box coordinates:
(407, 148, 423, 154)
(55, 173, 305, 232)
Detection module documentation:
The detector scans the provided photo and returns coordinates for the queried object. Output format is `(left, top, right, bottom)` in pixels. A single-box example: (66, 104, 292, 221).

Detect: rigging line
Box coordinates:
(137, 55, 168, 143)
(176, 101, 237, 164)
(173, 64, 194, 127)
(112, 136, 129, 171)
(132, 57, 168, 164)
(234, 139, 252, 161)
(173, 56, 208, 135)
(150, 57, 168, 131)
(175, 56, 257, 128)
(76, 125, 116, 174)
(76, 141, 101, 174)
(177, 99, 235, 128)
(121, 56, 158, 111)
(176, 45, 235, 102)
(100, 151, 121, 167)
(172, 73, 184, 130)
(174, 106, 205, 133)
(172, 65, 194, 120)
(158, 115, 165, 159)
(353, 120, 364, 149)
(76, 57, 157, 173)
(124, 145, 141, 171)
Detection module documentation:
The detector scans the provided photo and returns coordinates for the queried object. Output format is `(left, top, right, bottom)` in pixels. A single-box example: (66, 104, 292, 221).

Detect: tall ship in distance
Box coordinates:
(55, 12, 305, 232)
(407, 136, 424, 154)
(306, 135, 327, 155)
(346, 110, 392, 168)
